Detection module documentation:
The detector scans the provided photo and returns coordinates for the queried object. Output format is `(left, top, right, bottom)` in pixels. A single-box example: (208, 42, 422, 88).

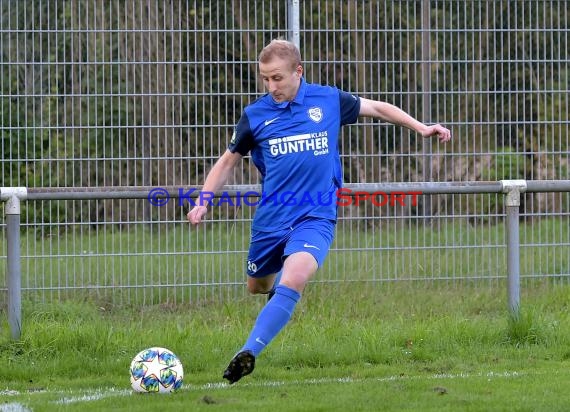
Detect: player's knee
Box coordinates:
(246, 283, 259, 294)
(246, 282, 270, 295)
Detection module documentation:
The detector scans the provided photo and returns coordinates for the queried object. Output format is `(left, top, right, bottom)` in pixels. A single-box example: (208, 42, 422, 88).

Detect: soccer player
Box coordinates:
(187, 39, 451, 384)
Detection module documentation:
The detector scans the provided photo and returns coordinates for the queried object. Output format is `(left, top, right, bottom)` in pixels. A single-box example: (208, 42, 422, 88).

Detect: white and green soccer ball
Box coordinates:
(130, 347, 184, 393)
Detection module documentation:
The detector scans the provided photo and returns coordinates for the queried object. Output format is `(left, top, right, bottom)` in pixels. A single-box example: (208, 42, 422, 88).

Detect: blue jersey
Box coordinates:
(228, 78, 360, 231)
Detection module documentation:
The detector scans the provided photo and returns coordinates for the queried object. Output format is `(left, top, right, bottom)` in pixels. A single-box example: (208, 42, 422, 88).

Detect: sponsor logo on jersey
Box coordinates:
(268, 131, 329, 156)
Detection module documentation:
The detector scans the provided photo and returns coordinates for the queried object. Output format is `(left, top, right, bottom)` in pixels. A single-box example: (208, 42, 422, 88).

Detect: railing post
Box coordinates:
(1, 187, 27, 340)
(501, 180, 527, 318)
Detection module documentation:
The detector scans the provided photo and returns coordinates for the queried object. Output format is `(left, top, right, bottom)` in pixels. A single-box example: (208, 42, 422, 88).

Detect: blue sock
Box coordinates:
(241, 285, 301, 357)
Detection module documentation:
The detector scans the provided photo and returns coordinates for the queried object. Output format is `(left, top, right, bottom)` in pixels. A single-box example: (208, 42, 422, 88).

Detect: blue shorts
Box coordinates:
(246, 217, 336, 278)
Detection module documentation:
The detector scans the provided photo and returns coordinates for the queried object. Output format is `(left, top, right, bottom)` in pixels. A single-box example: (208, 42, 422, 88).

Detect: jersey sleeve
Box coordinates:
(228, 112, 255, 156)
(338, 90, 361, 125)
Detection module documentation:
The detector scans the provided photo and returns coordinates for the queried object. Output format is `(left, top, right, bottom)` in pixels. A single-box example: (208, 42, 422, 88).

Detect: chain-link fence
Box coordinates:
(1, 1, 569, 306)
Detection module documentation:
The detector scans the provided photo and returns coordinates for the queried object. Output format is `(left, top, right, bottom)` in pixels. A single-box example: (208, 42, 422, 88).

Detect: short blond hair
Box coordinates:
(258, 39, 301, 71)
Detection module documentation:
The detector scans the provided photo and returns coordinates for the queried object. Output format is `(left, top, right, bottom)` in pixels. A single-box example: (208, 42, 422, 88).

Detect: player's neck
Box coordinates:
(286, 78, 302, 102)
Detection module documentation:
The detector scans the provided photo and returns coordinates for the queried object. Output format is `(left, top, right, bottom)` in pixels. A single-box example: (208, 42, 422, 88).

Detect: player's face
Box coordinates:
(259, 57, 302, 103)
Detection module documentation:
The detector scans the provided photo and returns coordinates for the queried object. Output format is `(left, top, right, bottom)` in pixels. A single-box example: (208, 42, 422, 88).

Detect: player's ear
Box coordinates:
(296, 65, 303, 77)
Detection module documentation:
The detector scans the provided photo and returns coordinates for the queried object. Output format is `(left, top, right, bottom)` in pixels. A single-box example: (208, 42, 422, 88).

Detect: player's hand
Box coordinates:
(422, 124, 452, 143)
(187, 205, 208, 225)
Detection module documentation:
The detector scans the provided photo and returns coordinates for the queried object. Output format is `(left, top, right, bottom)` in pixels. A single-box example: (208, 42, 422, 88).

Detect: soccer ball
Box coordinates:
(130, 347, 184, 393)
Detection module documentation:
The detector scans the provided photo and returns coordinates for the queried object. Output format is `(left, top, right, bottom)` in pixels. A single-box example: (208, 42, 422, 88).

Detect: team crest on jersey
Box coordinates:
(308, 107, 323, 123)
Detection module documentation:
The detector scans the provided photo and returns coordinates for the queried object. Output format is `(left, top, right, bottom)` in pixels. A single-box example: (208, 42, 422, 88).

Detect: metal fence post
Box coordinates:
(421, 0, 433, 221)
(287, 0, 300, 50)
(1, 187, 27, 340)
(501, 180, 527, 317)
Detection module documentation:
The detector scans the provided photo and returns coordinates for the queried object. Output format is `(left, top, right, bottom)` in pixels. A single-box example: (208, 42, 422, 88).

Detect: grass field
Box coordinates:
(1, 281, 570, 411)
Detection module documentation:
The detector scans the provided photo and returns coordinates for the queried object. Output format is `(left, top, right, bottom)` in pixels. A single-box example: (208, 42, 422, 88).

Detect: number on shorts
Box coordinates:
(247, 260, 257, 273)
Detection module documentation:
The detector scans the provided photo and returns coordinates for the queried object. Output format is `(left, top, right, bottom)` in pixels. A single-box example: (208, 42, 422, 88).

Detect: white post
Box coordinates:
(287, 0, 300, 50)
(1, 187, 27, 340)
(501, 180, 527, 317)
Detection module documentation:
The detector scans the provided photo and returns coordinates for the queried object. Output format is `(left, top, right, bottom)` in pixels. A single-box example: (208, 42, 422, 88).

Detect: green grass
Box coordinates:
(1, 217, 569, 410)
(2, 216, 569, 306)
(1, 282, 570, 411)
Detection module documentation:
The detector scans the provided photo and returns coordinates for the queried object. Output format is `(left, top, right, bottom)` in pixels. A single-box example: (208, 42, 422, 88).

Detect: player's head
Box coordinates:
(258, 39, 303, 103)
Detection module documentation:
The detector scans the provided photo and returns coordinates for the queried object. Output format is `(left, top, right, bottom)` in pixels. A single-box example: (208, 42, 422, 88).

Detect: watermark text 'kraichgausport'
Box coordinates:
(147, 187, 422, 208)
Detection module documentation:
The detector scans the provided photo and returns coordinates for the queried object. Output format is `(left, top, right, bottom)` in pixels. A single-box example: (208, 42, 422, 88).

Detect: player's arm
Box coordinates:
(187, 149, 243, 225)
(358, 97, 451, 143)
